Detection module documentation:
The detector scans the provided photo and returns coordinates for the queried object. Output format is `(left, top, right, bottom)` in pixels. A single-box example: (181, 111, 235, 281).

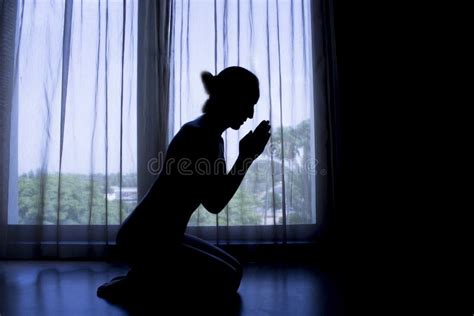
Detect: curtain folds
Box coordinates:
(0, 0, 18, 257)
(170, 0, 325, 244)
(137, 0, 173, 200)
(0, 0, 336, 258)
(1, 0, 139, 258)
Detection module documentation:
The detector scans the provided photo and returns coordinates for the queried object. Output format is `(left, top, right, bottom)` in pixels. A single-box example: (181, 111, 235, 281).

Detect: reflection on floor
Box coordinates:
(0, 260, 342, 315)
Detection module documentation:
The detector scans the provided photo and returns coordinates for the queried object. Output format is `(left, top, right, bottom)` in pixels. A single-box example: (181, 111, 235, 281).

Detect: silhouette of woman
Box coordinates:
(97, 66, 270, 303)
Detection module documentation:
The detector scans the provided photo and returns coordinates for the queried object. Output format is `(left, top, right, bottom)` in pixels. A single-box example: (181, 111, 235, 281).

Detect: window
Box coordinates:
(171, 0, 317, 228)
(9, 0, 321, 244)
(9, 0, 138, 225)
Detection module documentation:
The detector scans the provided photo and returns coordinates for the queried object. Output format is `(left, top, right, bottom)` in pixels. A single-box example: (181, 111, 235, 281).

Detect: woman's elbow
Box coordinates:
(202, 200, 225, 214)
(204, 205, 223, 215)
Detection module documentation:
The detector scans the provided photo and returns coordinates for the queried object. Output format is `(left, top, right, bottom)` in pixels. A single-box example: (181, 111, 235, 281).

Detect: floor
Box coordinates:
(0, 260, 342, 316)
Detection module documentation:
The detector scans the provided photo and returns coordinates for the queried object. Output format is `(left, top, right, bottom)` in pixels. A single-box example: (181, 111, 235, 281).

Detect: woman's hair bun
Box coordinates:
(201, 71, 215, 95)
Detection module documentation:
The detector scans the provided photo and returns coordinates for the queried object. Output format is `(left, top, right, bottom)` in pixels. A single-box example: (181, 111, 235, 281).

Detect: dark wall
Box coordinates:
(327, 1, 469, 315)
(329, 1, 416, 314)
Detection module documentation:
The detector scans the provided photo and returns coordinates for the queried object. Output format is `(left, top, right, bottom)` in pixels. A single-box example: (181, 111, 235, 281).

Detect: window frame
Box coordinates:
(6, 0, 334, 252)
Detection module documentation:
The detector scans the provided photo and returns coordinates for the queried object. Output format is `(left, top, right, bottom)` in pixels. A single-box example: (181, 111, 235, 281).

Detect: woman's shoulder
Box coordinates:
(181, 115, 206, 131)
(177, 116, 218, 139)
(180, 120, 201, 133)
(169, 118, 221, 158)
(170, 119, 210, 149)
(175, 121, 206, 142)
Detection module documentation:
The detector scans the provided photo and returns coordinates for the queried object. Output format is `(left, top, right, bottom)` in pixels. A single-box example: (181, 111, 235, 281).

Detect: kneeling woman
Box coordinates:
(98, 66, 270, 301)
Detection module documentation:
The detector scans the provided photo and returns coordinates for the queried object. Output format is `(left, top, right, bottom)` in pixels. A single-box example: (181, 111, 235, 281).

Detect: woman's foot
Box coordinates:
(97, 275, 132, 304)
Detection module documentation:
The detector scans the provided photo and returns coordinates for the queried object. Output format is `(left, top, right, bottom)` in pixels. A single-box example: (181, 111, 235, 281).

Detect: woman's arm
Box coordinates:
(201, 155, 253, 214)
(201, 120, 271, 214)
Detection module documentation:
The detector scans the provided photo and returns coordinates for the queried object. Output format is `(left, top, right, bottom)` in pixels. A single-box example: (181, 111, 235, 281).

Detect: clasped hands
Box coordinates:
(239, 120, 271, 161)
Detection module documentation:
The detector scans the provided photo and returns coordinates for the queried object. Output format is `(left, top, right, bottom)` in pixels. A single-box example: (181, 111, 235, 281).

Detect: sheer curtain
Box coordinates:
(0, 0, 335, 258)
(0, 0, 19, 257)
(168, 0, 330, 244)
(1, 0, 139, 258)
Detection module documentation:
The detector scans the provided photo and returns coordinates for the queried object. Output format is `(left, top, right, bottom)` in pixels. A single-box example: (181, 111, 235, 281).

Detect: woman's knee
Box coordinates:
(183, 234, 242, 272)
(179, 244, 240, 285)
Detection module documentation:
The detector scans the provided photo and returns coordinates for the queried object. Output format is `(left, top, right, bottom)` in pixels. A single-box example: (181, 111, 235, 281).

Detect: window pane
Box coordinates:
(12, 0, 138, 225)
(172, 0, 316, 226)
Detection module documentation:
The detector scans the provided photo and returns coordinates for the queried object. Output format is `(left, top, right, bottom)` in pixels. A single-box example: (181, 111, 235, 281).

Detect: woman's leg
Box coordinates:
(182, 233, 242, 275)
(176, 241, 243, 294)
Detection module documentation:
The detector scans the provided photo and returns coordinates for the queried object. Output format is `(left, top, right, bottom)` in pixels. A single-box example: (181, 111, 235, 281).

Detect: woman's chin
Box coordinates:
(230, 121, 244, 130)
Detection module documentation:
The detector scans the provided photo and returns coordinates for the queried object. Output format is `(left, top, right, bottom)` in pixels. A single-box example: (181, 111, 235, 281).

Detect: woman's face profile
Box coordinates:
(202, 66, 259, 130)
(226, 97, 257, 130)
